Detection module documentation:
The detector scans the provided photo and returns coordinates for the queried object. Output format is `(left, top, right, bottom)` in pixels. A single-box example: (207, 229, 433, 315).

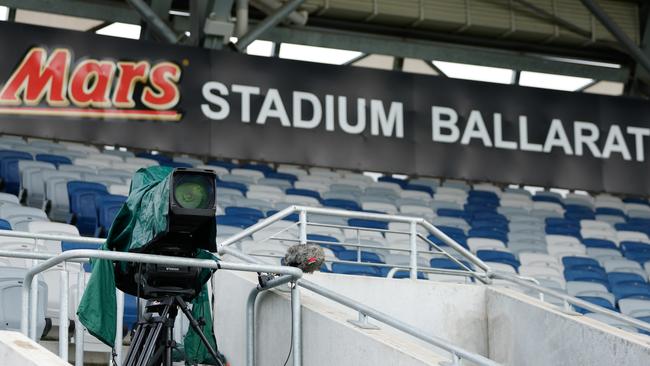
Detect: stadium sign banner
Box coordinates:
(0, 23, 649, 195)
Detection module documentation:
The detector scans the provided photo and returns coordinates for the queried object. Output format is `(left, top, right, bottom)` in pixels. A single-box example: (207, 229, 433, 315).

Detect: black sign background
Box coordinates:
(0, 22, 649, 196)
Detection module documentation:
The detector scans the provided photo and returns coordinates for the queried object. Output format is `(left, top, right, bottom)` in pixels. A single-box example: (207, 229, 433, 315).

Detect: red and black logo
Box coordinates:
(0, 47, 182, 121)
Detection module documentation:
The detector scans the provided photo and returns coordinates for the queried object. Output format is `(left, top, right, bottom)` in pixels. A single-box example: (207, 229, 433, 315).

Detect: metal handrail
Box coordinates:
(221, 246, 501, 366)
(218, 205, 650, 335)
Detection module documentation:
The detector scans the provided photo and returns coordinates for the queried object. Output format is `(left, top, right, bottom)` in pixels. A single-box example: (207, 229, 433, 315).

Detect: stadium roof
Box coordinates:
(0, 0, 648, 96)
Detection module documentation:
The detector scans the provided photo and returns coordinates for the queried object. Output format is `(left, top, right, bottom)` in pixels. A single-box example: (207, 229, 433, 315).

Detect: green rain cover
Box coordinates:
(76, 166, 220, 364)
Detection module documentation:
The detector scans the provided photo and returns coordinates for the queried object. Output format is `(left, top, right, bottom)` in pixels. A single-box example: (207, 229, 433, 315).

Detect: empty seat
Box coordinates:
(0, 205, 48, 231)
(0, 267, 48, 337)
(467, 237, 506, 252)
(618, 298, 650, 318)
(67, 181, 109, 236)
(96, 195, 127, 237)
(330, 262, 382, 277)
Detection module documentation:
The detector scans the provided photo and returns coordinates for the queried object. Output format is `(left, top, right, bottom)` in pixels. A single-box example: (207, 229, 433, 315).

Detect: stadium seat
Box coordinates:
(611, 282, 650, 301)
(574, 296, 616, 314)
(18, 160, 56, 208)
(608, 272, 646, 287)
(96, 195, 127, 237)
(330, 262, 382, 277)
(618, 298, 650, 318)
(0, 205, 48, 231)
(564, 269, 609, 289)
(0, 267, 48, 337)
(476, 250, 520, 271)
(322, 198, 361, 211)
(67, 181, 109, 236)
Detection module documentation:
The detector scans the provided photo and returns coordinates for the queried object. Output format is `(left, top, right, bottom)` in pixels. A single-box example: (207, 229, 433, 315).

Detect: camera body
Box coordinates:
(114, 168, 217, 300)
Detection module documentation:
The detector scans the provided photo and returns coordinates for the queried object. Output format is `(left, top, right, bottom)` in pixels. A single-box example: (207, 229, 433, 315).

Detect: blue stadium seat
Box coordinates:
(0, 218, 10, 230)
(582, 238, 618, 249)
(322, 198, 361, 211)
(335, 250, 384, 263)
(207, 160, 238, 170)
(429, 258, 473, 272)
(348, 218, 388, 230)
(67, 181, 109, 236)
(574, 296, 616, 314)
(35, 153, 72, 168)
(265, 172, 297, 183)
(403, 183, 433, 196)
(1, 156, 33, 195)
(240, 163, 274, 174)
(627, 218, 650, 226)
(216, 215, 257, 228)
(615, 223, 650, 232)
(307, 234, 345, 252)
(225, 206, 265, 220)
(472, 212, 507, 222)
(378, 176, 407, 188)
(621, 241, 650, 253)
(565, 211, 596, 221)
(608, 272, 647, 287)
(545, 226, 581, 238)
(96, 195, 127, 238)
(217, 180, 248, 195)
(476, 250, 520, 271)
(265, 210, 299, 222)
(468, 228, 508, 243)
(331, 263, 382, 277)
(468, 190, 499, 201)
(285, 188, 321, 201)
(612, 283, 650, 301)
(565, 204, 593, 213)
(564, 269, 609, 289)
(532, 195, 563, 205)
(546, 218, 579, 228)
(595, 207, 626, 218)
(562, 256, 601, 269)
(437, 209, 469, 220)
(623, 198, 649, 205)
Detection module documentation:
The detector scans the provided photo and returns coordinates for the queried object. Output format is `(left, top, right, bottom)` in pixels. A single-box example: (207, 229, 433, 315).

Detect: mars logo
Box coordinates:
(0, 47, 182, 121)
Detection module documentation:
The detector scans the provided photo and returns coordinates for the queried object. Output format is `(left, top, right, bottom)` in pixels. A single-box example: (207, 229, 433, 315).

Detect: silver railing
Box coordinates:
(0, 228, 303, 366)
(218, 205, 650, 336)
(0, 205, 648, 366)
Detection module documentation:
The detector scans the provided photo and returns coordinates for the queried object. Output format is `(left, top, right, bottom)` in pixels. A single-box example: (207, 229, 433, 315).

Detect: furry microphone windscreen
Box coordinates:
(283, 244, 326, 273)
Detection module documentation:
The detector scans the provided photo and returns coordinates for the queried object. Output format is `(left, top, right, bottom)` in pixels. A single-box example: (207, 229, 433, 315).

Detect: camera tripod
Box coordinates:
(123, 295, 224, 366)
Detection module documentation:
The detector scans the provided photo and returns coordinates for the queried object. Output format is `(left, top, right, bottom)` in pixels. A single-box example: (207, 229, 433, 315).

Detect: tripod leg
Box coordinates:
(174, 296, 224, 366)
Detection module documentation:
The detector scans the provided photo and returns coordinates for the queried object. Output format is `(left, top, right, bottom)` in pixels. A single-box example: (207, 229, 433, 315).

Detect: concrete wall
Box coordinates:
(212, 270, 450, 366)
(486, 287, 650, 366)
(0, 331, 68, 366)
(307, 272, 488, 356)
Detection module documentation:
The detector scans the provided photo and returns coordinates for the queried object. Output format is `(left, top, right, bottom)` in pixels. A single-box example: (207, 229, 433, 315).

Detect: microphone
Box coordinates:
(283, 243, 325, 273)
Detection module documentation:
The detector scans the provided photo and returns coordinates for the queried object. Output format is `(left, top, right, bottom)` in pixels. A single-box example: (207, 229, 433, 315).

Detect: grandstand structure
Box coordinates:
(0, 1, 650, 366)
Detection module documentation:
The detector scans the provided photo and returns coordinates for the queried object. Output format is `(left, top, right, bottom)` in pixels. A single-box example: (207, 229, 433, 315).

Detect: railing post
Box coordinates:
(409, 221, 418, 280)
(75, 270, 85, 366)
(59, 267, 69, 361)
(29, 273, 38, 340)
(291, 281, 302, 366)
(299, 209, 307, 245)
(115, 289, 125, 365)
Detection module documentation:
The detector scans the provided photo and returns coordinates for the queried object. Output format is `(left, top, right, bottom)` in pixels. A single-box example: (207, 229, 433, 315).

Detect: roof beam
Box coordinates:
(262, 25, 630, 82)
(0, 0, 141, 24)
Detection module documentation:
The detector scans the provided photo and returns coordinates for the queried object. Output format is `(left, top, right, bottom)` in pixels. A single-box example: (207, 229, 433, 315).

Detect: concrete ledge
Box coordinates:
(0, 330, 68, 366)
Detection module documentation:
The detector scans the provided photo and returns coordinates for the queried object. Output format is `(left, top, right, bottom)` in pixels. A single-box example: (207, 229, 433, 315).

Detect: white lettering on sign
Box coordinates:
(201, 82, 650, 162)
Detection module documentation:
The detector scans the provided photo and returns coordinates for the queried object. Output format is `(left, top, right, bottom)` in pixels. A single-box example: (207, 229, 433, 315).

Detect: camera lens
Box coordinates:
(174, 176, 212, 209)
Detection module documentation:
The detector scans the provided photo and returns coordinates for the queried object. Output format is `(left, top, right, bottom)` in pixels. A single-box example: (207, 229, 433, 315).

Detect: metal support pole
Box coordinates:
(75, 270, 85, 366)
(409, 221, 418, 280)
(115, 289, 125, 365)
(59, 269, 69, 360)
(299, 209, 307, 245)
(235, 0, 307, 51)
(579, 0, 650, 74)
(236, 0, 249, 37)
(251, 0, 307, 25)
(291, 282, 302, 366)
(246, 275, 295, 366)
(126, 0, 179, 43)
(29, 274, 38, 339)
